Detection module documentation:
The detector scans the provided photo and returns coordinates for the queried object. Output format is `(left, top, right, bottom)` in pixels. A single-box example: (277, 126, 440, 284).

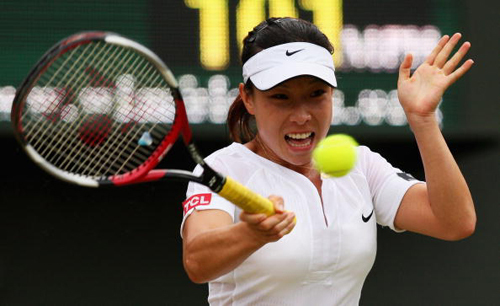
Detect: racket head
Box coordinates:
(11, 32, 191, 187)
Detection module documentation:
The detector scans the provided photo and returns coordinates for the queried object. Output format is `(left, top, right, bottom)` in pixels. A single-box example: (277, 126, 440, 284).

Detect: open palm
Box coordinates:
(397, 33, 474, 124)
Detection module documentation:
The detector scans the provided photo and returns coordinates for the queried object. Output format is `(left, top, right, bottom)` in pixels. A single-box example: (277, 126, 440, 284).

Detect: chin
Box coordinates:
(285, 153, 313, 167)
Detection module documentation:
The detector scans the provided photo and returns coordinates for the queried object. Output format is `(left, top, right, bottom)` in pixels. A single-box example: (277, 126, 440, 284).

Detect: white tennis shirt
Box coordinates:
(181, 143, 422, 305)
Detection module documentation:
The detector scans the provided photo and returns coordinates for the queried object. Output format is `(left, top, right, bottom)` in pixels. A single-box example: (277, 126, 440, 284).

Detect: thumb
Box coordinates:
(268, 195, 285, 213)
(398, 53, 413, 84)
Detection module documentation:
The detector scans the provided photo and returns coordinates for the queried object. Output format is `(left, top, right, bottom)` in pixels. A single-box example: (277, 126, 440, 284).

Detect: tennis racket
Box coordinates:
(10, 31, 274, 216)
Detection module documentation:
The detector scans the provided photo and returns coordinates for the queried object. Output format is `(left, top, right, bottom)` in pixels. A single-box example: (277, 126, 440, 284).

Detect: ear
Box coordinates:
(239, 83, 255, 115)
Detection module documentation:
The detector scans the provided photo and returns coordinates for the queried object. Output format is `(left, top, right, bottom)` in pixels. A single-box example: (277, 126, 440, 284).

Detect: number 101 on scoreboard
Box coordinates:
(185, 0, 343, 70)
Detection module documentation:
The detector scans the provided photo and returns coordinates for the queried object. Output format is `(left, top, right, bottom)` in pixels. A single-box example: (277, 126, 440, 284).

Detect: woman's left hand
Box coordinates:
(397, 33, 474, 125)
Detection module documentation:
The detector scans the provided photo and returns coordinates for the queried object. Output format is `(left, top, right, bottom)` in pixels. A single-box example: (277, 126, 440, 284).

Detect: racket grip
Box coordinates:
(218, 176, 275, 216)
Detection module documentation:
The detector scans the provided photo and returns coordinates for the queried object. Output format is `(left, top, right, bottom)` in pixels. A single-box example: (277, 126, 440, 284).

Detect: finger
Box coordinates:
(434, 33, 462, 68)
(425, 35, 450, 65)
(272, 211, 296, 233)
(398, 53, 413, 84)
(442, 41, 471, 75)
(257, 212, 289, 232)
(264, 212, 296, 239)
(277, 214, 297, 237)
(239, 211, 267, 225)
(447, 59, 474, 86)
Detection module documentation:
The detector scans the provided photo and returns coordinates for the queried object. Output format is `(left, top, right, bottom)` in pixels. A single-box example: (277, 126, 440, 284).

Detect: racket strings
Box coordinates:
(59, 47, 170, 176)
(20, 40, 176, 179)
(23, 46, 104, 174)
(23, 42, 99, 137)
(32, 43, 120, 173)
(91, 64, 165, 175)
(70, 45, 173, 175)
(80, 56, 172, 177)
(58, 45, 140, 173)
(80, 53, 162, 176)
(32, 43, 113, 159)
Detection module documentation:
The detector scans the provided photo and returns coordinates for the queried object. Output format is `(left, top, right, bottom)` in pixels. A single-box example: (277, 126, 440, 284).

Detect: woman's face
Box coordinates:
(241, 76, 333, 169)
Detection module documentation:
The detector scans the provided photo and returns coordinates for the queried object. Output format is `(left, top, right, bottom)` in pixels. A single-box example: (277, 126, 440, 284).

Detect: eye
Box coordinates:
(270, 93, 288, 100)
(311, 89, 326, 97)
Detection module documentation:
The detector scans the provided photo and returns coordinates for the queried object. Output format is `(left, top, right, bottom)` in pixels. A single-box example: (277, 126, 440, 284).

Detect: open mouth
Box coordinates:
(285, 132, 315, 148)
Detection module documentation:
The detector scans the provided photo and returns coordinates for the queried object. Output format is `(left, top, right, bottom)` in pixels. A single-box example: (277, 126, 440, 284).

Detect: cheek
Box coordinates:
(325, 108, 333, 127)
(254, 111, 288, 146)
(255, 114, 281, 138)
(254, 103, 283, 128)
(315, 101, 333, 123)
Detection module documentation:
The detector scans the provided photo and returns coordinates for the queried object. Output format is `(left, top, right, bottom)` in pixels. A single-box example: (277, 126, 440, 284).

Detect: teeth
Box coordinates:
(287, 132, 312, 140)
(286, 132, 313, 147)
(289, 140, 311, 147)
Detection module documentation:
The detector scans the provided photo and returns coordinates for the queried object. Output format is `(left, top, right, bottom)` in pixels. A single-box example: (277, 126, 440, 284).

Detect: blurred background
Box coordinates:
(1, 0, 499, 305)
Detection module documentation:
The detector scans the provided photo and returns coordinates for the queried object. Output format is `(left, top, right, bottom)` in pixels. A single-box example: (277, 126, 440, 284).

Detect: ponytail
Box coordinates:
(227, 84, 255, 143)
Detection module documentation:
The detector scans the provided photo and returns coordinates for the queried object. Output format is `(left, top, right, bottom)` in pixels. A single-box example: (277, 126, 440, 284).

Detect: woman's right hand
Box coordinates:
(239, 195, 296, 244)
(183, 195, 296, 283)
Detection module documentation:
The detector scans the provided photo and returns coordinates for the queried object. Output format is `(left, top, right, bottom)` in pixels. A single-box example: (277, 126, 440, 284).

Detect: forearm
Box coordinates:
(183, 221, 264, 283)
(410, 116, 476, 235)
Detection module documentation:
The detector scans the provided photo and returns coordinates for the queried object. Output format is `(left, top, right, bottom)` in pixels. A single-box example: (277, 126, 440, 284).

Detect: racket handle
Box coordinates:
(218, 176, 275, 216)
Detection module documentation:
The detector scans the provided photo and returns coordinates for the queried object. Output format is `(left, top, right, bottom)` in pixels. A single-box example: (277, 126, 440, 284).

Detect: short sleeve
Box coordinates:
(180, 159, 236, 238)
(357, 146, 424, 232)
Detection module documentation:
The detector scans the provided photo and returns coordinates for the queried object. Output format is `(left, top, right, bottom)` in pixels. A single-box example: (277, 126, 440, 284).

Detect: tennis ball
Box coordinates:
(313, 134, 358, 177)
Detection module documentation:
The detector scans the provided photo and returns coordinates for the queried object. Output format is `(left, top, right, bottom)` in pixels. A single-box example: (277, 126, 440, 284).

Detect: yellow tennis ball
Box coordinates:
(313, 134, 358, 177)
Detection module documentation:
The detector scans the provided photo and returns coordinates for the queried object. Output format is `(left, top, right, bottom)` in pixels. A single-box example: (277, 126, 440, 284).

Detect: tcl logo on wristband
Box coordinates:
(183, 193, 212, 214)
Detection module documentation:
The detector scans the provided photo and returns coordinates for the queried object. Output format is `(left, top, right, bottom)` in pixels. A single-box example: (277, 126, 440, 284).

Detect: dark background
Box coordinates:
(1, 0, 499, 305)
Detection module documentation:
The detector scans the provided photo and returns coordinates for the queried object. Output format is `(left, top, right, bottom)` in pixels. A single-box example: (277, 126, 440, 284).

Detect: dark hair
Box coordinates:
(227, 17, 334, 143)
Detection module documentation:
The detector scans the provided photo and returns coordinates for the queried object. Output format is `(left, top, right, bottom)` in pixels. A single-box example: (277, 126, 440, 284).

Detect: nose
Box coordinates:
(289, 104, 312, 125)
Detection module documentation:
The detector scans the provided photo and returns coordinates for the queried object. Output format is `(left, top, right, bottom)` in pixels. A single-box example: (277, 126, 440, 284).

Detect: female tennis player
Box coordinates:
(181, 17, 476, 305)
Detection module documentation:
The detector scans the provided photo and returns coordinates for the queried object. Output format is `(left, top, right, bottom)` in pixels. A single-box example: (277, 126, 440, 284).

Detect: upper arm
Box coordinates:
(394, 183, 452, 240)
(182, 209, 234, 246)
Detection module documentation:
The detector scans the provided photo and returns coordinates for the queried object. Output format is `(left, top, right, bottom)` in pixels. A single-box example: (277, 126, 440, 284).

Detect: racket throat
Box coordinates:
(200, 165, 226, 193)
(185, 142, 226, 192)
(186, 143, 205, 165)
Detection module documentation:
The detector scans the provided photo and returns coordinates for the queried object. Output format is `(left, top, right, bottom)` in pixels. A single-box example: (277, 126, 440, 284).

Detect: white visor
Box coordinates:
(242, 42, 336, 90)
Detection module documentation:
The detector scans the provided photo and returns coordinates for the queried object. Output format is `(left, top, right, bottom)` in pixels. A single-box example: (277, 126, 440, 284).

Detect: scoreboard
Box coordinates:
(0, 0, 467, 137)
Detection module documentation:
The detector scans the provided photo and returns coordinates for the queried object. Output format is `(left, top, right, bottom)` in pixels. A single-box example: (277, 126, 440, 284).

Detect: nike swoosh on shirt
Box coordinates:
(286, 49, 304, 56)
(362, 209, 374, 223)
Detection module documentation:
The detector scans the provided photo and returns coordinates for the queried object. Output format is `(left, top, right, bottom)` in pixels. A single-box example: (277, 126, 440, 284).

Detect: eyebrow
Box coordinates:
(275, 77, 322, 88)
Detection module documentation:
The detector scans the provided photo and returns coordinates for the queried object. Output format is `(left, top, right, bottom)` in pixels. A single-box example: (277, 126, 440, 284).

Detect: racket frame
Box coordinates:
(11, 32, 197, 187)
(11, 31, 274, 215)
